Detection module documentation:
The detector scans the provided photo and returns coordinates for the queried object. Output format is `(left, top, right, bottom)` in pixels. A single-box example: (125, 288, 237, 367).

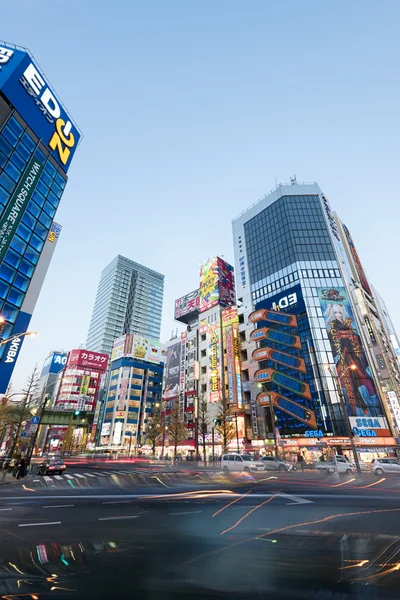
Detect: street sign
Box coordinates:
(31, 416, 40, 425)
(21, 432, 27, 438)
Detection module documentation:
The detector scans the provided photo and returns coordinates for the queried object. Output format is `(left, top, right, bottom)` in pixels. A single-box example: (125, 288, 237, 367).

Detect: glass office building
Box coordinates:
(86, 255, 164, 356)
(0, 42, 80, 392)
(233, 182, 396, 460)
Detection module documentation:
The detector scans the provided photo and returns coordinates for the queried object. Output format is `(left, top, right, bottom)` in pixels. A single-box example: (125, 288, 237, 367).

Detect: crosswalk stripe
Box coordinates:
(95, 472, 108, 477)
(83, 472, 97, 478)
(73, 473, 85, 479)
(100, 471, 114, 476)
(64, 474, 75, 479)
(54, 475, 63, 480)
(43, 476, 53, 483)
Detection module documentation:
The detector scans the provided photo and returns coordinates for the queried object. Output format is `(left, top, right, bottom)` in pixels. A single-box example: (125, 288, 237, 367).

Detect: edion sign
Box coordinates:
(67, 349, 108, 371)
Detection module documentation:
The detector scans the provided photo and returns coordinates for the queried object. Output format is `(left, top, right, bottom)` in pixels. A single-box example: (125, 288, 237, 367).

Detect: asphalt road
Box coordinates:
(1, 469, 400, 598)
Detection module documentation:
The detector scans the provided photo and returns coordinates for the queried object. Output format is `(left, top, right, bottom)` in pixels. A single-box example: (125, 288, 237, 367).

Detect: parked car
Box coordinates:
(221, 454, 265, 473)
(258, 456, 294, 472)
(37, 458, 66, 476)
(316, 455, 355, 474)
(370, 458, 400, 476)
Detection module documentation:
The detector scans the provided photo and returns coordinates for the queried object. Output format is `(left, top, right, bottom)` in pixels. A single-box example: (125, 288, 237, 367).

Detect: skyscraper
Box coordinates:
(0, 42, 80, 392)
(232, 182, 400, 463)
(86, 255, 164, 355)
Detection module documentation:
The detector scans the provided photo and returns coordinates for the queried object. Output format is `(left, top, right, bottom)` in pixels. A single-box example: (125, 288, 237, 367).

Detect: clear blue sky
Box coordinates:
(3, 0, 400, 390)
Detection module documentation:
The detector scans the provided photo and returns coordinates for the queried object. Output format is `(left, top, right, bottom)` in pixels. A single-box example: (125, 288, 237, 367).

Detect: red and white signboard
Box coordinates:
(67, 349, 108, 371)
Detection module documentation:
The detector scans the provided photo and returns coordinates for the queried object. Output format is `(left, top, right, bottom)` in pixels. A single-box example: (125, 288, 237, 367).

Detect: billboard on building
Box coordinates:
(342, 223, 372, 296)
(317, 287, 383, 418)
(111, 334, 134, 362)
(67, 349, 108, 371)
(132, 336, 164, 364)
(40, 352, 67, 377)
(164, 341, 181, 398)
(0, 42, 80, 171)
(174, 290, 200, 320)
(199, 257, 235, 312)
(209, 324, 221, 402)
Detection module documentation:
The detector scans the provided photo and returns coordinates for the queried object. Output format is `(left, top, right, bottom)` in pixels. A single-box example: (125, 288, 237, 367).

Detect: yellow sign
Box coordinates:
(79, 374, 90, 396)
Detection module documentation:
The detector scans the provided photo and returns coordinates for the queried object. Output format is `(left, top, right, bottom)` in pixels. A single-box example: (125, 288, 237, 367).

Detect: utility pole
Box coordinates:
(258, 383, 278, 457)
(25, 392, 51, 462)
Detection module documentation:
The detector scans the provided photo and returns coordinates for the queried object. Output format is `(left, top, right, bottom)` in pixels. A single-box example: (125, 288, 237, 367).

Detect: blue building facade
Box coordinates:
(100, 357, 163, 448)
(0, 42, 80, 391)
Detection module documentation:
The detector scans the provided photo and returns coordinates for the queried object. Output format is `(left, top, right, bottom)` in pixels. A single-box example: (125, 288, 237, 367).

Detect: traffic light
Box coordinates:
(213, 418, 222, 426)
(73, 410, 81, 421)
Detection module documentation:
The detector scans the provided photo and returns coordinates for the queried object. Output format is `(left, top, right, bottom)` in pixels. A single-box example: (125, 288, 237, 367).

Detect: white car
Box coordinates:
(371, 458, 400, 476)
(221, 454, 265, 473)
(258, 456, 294, 472)
(316, 455, 356, 474)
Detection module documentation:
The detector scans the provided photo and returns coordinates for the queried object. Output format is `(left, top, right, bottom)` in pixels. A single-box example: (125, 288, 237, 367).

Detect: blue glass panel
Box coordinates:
(16, 222, 31, 242)
(47, 191, 59, 208)
(52, 182, 63, 198)
(7, 288, 23, 307)
(32, 189, 45, 207)
(2, 303, 18, 323)
(4, 247, 22, 269)
(22, 133, 35, 152)
(41, 170, 52, 188)
(11, 151, 26, 171)
(35, 148, 46, 165)
(43, 201, 55, 218)
(37, 179, 49, 198)
(22, 211, 36, 230)
(19, 260, 34, 278)
(25, 246, 39, 265)
(39, 212, 51, 228)
(0, 263, 15, 283)
(55, 173, 66, 189)
(15, 142, 30, 162)
(0, 171, 16, 193)
(0, 280, 10, 299)
(2, 126, 18, 147)
(0, 136, 13, 157)
(29, 233, 44, 252)
(45, 161, 57, 179)
(8, 117, 24, 137)
(5, 161, 21, 183)
(34, 221, 47, 240)
(27, 200, 40, 219)
(13, 273, 29, 292)
(0, 150, 7, 169)
(10, 235, 27, 255)
(0, 186, 9, 206)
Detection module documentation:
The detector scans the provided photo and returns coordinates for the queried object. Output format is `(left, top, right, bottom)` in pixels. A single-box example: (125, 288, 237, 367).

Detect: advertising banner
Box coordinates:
(100, 422, 111, 437)
(118, 367, 130, 411)
(317, 287, 383, 418)
(222, 305, 239, 326)
(67, 349, 108, 371)
(40, 352, 67, 377)
(131, 335, 164, 364)
(0, 43, 80, 171)
(209, 324, 221, 402)
(164, 341, 181, 398)
(218, 257, 236, 307)
(255, 284, 306, 315)
(233, 327, 243, 409)
(200, 258, 219, 312)
(79, 373, 91, 396)
(111, 336, 126, 362)
(342, 223, 372, 296)
(175, 289, 200, 319)
(180, 332, 187, 411)
(388, 391, 400, 431)
(225, 325, 236, 405)
(0, 156, 43, 264)
(348, 416, 390, 437)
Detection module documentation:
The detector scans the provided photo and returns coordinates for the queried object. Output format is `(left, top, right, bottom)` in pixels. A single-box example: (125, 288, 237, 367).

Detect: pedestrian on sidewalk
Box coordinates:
(16, 458, 26, 479)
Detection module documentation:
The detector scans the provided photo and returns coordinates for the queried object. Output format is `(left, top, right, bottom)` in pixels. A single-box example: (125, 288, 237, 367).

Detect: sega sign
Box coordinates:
(0, 43, 80, 171)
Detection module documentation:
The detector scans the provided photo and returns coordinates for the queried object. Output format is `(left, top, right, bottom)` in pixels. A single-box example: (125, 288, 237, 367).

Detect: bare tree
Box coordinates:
(216, 392, 236, 453)
(146, 403, 162, 455)
(168, 400, 186, 459)
(61, 421, 74, 455)
(7, 366, 38, 458)
(197, 396, 209, 460)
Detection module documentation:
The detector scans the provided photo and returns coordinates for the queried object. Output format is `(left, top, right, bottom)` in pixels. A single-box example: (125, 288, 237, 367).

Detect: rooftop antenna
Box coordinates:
(290, 175, 297, 185)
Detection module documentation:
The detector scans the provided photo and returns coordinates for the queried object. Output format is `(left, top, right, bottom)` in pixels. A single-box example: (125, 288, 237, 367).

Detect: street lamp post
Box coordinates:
(25, 392, 51, 462)
(0, 331, 37, 346)
(258, 383, 278, 457)
(326, 364, 361, 474)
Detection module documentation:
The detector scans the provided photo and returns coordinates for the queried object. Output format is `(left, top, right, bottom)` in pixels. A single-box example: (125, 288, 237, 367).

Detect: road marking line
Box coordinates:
(278, 492, 314, 505)
(18, 521, 61, 527)
(54, 475, 63, 480)
(96, 473, 108, 477)
(42, 504, 74, 509)
(83, 473, 97, 478)
(64, 474, 76, 480)
(331, 478, 356, 488)
(221, 494, 279, 535)
(73, 473, 85, 479)
(102, 500, 131, 504)
(169, 510, 203, 516)
(213, 489, 253, 517)
(0, 508, 13, 511)
(98, 515, 139, 521)
(43, 476, 53, 483)
(33, 479, 40, 482)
